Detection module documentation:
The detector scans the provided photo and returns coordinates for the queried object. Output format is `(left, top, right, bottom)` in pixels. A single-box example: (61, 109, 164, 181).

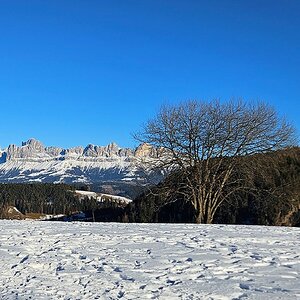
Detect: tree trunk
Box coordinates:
(195, 209, 214, 224)
(195, 214, 202, 224)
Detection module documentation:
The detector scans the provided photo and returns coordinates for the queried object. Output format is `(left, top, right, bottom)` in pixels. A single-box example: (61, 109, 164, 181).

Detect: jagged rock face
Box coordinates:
(6, 139, 50, 160)
(0, 138, 162, 185)
(3, 139, 157, 161)
(135, 143, 157, 158)
(82, 143, 133, 158)
(21, 138, 44, 150)
(60, 146, 84, 156)
(46, 146, 64, 157)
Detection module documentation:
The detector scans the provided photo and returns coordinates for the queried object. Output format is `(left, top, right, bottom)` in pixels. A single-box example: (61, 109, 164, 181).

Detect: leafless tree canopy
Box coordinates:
(135, 99, 297, 223)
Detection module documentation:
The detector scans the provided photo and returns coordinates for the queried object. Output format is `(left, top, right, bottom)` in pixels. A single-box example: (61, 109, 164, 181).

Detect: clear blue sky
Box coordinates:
(0, 0, 299, 149)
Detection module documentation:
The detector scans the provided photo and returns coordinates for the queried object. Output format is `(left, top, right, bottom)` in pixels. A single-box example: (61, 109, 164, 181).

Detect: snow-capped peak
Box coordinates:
(0, 138, 162, 188)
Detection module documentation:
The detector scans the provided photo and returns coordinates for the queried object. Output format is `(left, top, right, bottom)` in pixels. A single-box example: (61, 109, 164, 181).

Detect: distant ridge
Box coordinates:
(0, 138, 162, 190)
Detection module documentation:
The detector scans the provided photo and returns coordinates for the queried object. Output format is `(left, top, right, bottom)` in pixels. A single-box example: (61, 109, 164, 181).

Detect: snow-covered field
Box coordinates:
(0, 221, 299, 300)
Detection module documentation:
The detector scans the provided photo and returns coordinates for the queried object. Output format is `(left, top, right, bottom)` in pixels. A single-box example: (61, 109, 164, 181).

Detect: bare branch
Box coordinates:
(135, 99, 297, 223)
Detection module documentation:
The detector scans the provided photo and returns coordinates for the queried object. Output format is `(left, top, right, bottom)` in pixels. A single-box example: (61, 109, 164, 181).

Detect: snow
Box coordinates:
(98, 193, 133, 204)
(75, 190, 99, 198)
(0, 221, 299, 299)
(75, 190, 132, 204)
(0, 157, 139, 183)
(7, 207, 22, 214)
(38, 214, 66, 221)
(0, 142, 159, 184)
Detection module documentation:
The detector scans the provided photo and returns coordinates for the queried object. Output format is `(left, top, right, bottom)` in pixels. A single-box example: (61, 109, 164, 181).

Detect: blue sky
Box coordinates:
(0, 0, 299, 149)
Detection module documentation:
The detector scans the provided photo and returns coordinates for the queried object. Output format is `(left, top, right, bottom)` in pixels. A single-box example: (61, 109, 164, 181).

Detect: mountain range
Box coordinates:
(0, 139, 161, 196)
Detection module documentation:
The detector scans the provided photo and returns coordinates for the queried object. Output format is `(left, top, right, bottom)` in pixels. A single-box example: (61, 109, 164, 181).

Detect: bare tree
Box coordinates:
(135, 99, 297, 223)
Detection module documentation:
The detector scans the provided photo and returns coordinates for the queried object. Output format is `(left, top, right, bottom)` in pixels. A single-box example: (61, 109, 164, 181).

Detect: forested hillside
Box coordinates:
(0, 183, 103, 219)
(125, 147, 300, 226)
(0, 184, 77, 217)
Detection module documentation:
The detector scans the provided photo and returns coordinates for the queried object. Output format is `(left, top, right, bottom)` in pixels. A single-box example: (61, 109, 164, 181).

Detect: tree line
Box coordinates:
(0, 146, 299, 225)
(125, 147, 300, 226)
(0, 183, 120, 219)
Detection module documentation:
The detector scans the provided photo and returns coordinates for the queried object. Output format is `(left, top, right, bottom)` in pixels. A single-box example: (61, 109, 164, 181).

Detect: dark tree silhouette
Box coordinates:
(135, 99, 297, 223)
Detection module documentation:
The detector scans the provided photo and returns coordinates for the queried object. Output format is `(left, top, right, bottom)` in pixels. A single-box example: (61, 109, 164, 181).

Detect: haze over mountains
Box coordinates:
(0, 138, 160, 188)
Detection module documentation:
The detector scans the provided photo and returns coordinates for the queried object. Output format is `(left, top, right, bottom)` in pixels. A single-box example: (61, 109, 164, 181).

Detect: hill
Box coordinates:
(126, 147, 300, 226)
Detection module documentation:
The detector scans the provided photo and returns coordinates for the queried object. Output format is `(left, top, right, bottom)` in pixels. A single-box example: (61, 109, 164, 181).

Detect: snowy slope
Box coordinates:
(0, 138, 161, 185)
(75, 190, 132, 204)
(0, 221, 299, 299)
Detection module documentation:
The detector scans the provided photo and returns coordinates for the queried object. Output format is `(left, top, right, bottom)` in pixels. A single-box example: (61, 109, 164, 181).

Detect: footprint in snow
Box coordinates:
(117, 290, 125, 298)
(19, 255, 29, 264)
(229, 245, 238, 254)
(114, 267, 122, 272)
(167, 279, 182, 286)
(120, 274, 135, 282)
(134, 260, 141, 267)
(56, 263, 64, 272)
(96, 266, 104, 272)
(239, 283, 250, 290)
(250, 253, 262, 260)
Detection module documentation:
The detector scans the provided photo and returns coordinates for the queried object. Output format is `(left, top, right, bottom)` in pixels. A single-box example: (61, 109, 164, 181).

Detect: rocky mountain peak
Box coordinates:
(0, 138, 163, 186)
(1, 138, 158, 161)
(22, 138, 45, 152)
(134, 143, 156, 158)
